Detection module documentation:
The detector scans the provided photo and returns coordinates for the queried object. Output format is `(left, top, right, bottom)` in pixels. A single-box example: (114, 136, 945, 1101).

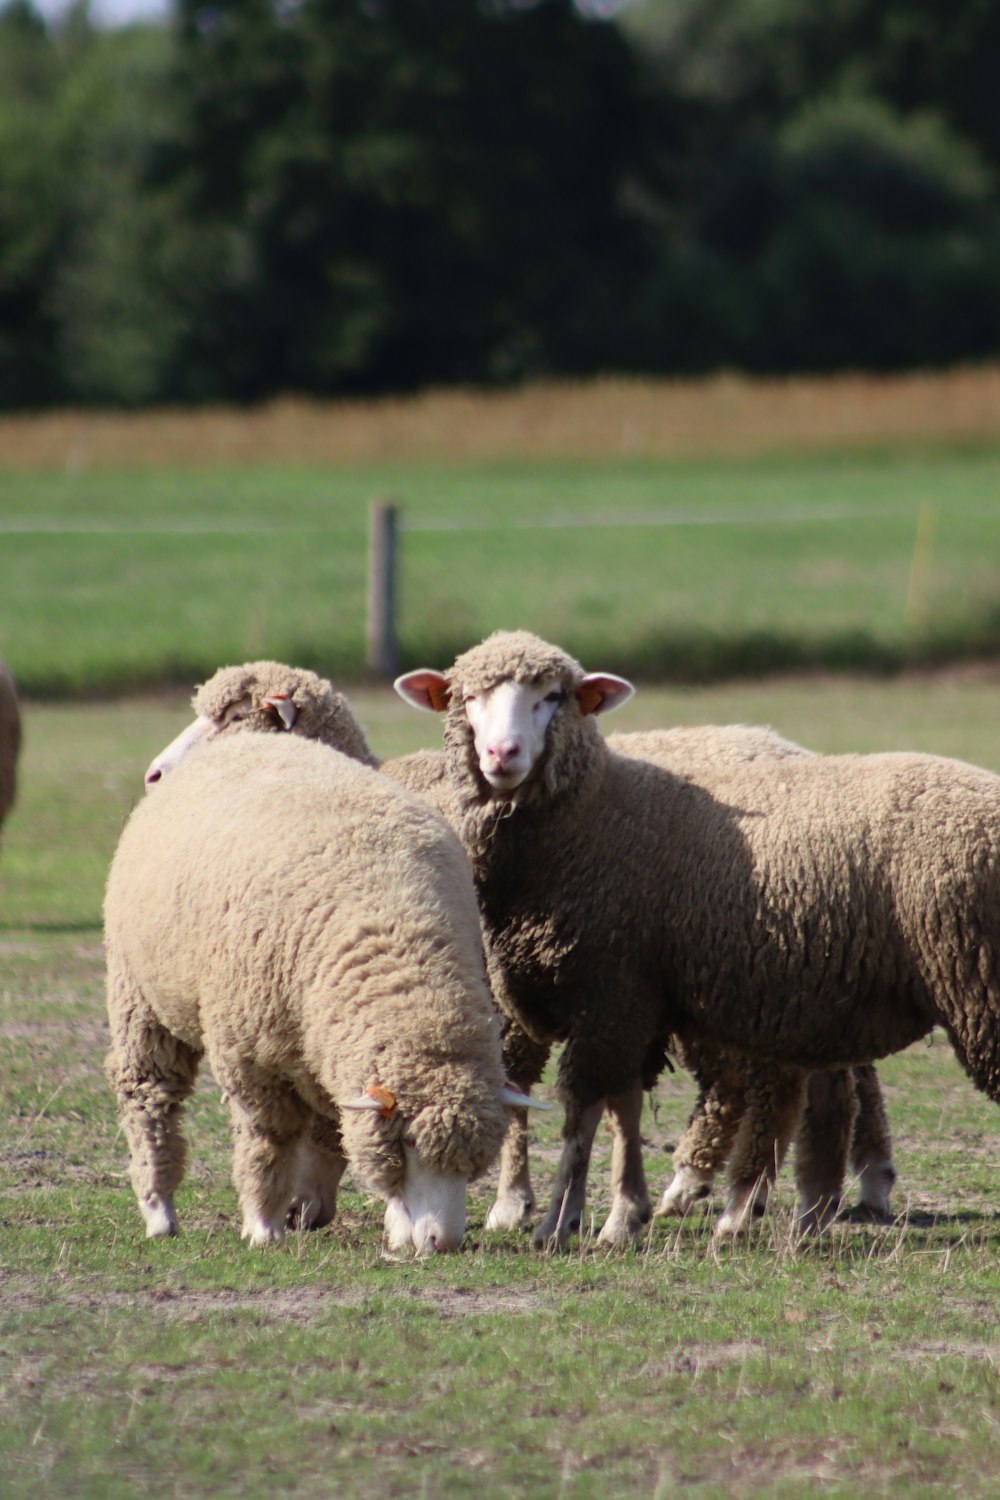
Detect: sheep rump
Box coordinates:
(605, 725, 896, 1231)
(106, 730, 508, 1252)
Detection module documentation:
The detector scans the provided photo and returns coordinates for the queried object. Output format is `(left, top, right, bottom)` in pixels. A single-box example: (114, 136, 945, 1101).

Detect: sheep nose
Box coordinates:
(145, 769, 162, 786)
(488, 742, 521, 769)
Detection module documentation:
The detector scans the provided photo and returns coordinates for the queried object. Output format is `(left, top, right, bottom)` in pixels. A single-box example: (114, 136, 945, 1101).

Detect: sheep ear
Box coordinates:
(499, 1085, 553, 1111)
(260, 693, 298, 731)
(394, 670, 451, 713)
(577, 673, 635, 717)
(341, 1085, 397, 1118)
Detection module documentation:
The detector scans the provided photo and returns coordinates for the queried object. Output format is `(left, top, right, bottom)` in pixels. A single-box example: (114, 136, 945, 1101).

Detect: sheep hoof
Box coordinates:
(140, 1194, 179, 1238)
(485, 1194, 535, 1232)
(795, 1202, 838, 1235)
(713, 1212, 752, 1239)
(241, 1216, 285, 1248)
(856, 1160, 897, 1217)
(286, 1195, 335, 1231)
(532, 1216, 577, 1252)
(596, 1195, 652, 1247)
(656, 1167, 713, 1217)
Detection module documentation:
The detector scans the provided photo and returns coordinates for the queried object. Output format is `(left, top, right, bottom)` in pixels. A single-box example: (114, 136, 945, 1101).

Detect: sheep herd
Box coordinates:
(6, 636, 998, 1258)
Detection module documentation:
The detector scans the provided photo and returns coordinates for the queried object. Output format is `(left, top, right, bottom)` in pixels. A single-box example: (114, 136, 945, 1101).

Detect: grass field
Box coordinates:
(4, 369, 1000, 695)
(2, 677, 998, 1499)
(4, 445, 1000, 694)
(1, 378, 998, 1495)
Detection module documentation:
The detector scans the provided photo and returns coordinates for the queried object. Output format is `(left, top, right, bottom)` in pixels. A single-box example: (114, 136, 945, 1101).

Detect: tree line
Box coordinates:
(4, 0, 1000, 410)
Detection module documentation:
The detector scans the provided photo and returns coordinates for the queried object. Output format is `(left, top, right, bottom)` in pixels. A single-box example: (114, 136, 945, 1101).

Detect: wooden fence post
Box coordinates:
(368, 498, 399, 678)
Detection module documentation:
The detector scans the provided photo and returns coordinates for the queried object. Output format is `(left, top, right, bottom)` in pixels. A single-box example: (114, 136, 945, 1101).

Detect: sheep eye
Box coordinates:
(544, 691, 564, 705)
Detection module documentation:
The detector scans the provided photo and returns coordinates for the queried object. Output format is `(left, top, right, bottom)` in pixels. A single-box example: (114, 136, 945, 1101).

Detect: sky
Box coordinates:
(30, 0, 632, 27)
(33, 0, 171, 25)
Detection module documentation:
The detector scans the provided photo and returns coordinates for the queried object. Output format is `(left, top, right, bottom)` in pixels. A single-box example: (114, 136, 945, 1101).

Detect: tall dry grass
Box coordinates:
(4, 367, 1000, 471)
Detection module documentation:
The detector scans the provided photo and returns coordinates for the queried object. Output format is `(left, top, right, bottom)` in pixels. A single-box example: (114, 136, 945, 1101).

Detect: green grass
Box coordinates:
(2, 682, 998, 1498)
(6, 446, 1000, 693)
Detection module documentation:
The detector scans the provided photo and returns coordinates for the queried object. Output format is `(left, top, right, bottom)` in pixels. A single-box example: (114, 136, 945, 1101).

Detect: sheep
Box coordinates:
(145, 659, 378, 787)
(395, 629, 1000, 1249)
(604, 726, 896, 1232)
(145, 659, 453, 813)
(106, 727, 519, 1255)
(149, 663, 894, 1235)
(0, 659, 21, 839)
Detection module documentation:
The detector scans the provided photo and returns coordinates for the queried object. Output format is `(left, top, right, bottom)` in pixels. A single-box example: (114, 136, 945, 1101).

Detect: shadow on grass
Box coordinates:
(0, 921, 102, 934)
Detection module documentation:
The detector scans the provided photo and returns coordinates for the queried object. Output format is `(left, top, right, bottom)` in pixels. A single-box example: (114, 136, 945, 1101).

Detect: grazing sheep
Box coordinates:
(396, 629, 1000, 1249)
(605, 726, 896, 1232)
(107, 729, 516, 1255)
(0, 660, 21, 838)
(150, 663, 894, 1235)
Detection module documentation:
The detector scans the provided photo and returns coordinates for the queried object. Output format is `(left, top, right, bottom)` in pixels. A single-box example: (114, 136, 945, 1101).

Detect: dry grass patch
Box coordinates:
(4, 367, 1000, 471)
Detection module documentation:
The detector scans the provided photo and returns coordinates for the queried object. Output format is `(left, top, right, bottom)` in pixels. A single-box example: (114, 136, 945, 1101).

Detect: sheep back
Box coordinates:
(447, 649, 1000, 1090)
(105, 732, 507, 1191)
(381, 748, 455, 821)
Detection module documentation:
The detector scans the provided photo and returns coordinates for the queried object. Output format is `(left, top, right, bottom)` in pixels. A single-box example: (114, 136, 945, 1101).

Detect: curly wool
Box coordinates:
(194, 660, 378, 767)
(440, 631, 1000, 1104)
(105, 733, 508, 1205)
(0, 661, 19, 833)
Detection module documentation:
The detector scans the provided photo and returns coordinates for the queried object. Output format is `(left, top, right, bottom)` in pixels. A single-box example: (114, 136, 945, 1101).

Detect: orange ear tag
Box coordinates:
(367, 1085, 397, 1118)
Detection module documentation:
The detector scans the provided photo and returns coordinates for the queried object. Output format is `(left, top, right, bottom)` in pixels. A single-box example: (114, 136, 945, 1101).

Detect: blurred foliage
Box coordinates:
(3, 0, 1000, 406)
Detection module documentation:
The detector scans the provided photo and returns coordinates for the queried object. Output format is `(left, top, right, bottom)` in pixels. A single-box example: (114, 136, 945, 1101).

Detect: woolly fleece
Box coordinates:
(105, 732, 508, 1228)
(194, 659, 378, 767)
(441, 630, 1000, 1103)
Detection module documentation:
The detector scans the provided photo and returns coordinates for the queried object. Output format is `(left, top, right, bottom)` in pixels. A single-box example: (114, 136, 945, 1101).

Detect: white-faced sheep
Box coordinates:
(395, 629, 1000, 1250)
(150, 662, 895, 1237)
(0, 660, 21, 839)
(106, 728, 518, 1255)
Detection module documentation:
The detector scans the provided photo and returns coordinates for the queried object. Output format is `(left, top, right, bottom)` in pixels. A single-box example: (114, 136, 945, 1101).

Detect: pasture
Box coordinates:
(4, 375, 1000, 695)
(1, 377, 998, 1496)
(2, 678, 998, 1499)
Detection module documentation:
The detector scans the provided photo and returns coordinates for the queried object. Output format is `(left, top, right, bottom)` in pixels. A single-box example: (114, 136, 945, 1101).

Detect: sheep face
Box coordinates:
(396, 657, 634, 794)
(342, 1083, 536, 1255)
(464, 676, 566, 791)
(383, 1145, 468, 1255)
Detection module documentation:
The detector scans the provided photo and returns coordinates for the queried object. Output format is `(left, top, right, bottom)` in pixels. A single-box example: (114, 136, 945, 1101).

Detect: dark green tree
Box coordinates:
(150, 0, 647, 398)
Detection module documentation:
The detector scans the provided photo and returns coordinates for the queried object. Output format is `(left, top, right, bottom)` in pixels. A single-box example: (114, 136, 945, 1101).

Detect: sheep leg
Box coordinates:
(716, 1062, 806, 1238)
(848, 1065, 896, 1217)
(532, 1096, 605, 1251)
(486, 1108, 536, 1231)
(597, 1080, 652, 1246)
(219, 1064, 311, 1247)
(288, 1113, 347, 1230)
(794, 1068, 858, 1232)
(105, 1002, 202, 1239)
(657, 1057, 748, 1218)
(487, 1022, 551, 1231)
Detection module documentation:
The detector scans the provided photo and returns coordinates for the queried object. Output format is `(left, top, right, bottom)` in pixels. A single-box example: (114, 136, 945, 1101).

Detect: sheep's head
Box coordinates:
(340, 1077, 544, 1256)
(144, 660, 376, 788)
(395, 630, 633, 802)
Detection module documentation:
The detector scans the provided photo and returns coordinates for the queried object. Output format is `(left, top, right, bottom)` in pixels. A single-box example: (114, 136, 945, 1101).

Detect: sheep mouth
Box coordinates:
(481, 766, 529, 792)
